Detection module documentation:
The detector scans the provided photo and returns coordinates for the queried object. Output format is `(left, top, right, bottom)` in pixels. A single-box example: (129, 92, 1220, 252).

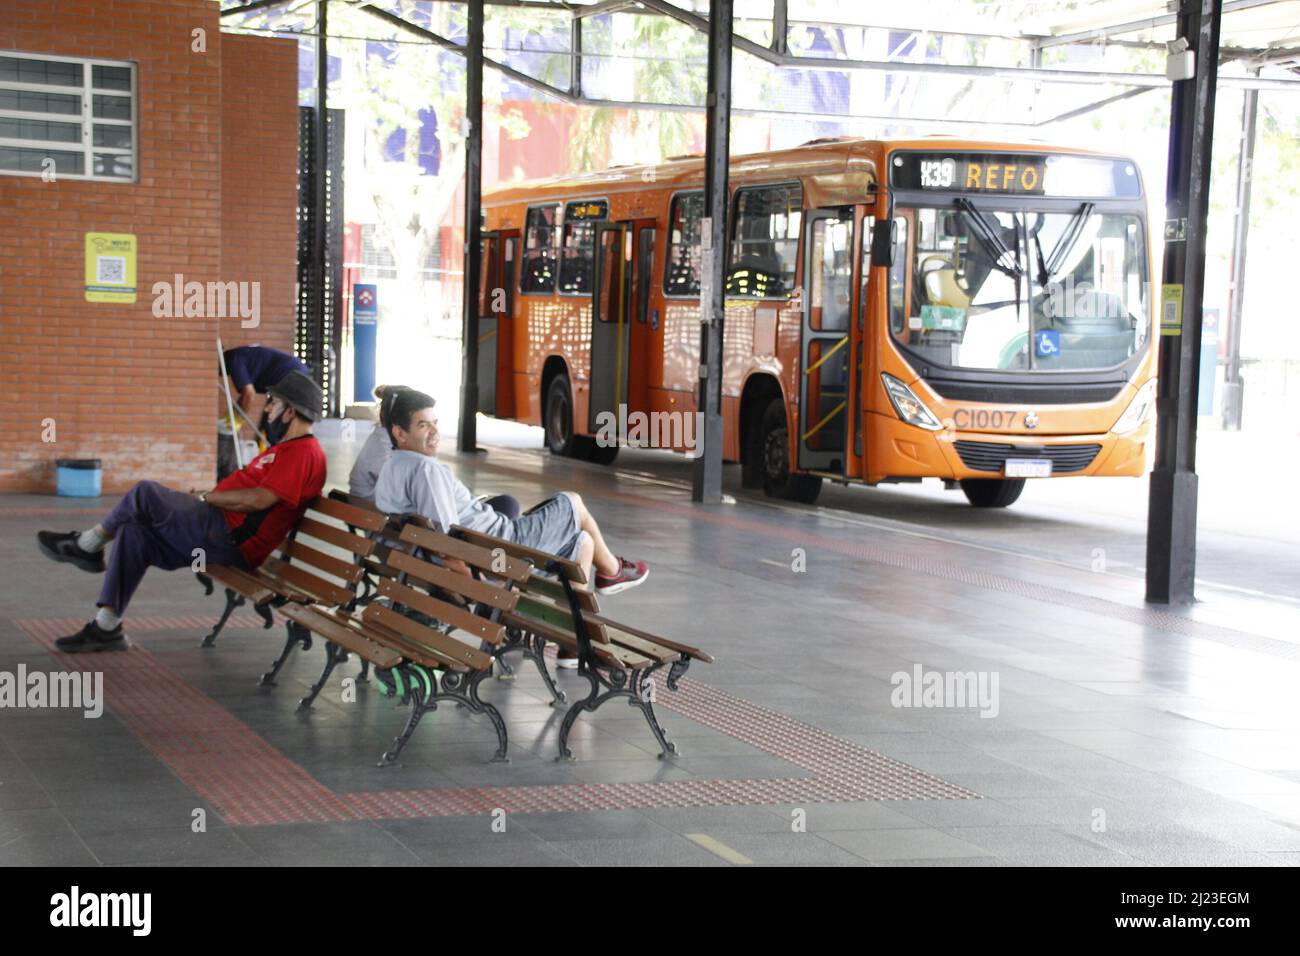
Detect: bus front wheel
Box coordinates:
(544, 375, 577, 457)
(959, 478, 1026, 508)
(760, 399, 822, 504)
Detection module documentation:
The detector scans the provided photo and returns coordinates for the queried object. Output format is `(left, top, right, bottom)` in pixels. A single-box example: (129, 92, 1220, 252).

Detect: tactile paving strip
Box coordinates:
(16, 616, 979, 826)
(18, 617, 364, 827)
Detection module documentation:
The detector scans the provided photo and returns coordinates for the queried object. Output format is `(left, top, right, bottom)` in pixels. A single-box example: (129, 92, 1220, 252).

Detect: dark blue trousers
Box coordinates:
(98, 481, 248, 614)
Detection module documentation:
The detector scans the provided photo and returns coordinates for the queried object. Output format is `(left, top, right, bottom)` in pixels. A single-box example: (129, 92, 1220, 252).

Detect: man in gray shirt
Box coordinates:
(374, 389, 647, 596)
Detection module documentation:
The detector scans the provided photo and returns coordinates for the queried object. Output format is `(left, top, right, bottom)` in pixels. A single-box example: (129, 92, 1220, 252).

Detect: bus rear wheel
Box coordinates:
(959, 478, 1026, 508)
(760, 399, 822, 504)
(544, 375, 577, 457)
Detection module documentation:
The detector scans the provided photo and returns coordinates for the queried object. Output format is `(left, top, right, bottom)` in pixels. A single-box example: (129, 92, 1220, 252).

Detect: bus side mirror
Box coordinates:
(871, 219, 896, 268)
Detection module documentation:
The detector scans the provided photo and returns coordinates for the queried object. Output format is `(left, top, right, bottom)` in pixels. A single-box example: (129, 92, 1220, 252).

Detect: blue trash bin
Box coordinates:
(56, 459, 102, 497)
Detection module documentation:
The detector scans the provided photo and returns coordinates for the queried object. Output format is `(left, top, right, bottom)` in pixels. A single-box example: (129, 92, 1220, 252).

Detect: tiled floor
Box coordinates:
(2, 422, 1299, 866)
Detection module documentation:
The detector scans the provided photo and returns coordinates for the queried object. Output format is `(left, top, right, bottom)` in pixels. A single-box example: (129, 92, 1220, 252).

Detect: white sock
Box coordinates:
(94, 607, 121, 631)
(78, 526, 108, 553)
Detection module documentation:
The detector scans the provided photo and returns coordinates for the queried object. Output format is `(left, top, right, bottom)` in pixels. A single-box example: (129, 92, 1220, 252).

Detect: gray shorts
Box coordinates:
(510, 492, 588, 561)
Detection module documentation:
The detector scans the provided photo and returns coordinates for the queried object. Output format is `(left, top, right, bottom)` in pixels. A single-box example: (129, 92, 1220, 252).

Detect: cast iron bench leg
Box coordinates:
(201, 587, 245, 648)
(298, 640, 345, 711)
(260, 619, 311, 687)
(557, 663, 678, 761)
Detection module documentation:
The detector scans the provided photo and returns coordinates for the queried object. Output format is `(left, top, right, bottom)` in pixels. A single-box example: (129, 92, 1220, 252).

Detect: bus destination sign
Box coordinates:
(892, 152, 1141, 199)
(566, 199, 609, 221)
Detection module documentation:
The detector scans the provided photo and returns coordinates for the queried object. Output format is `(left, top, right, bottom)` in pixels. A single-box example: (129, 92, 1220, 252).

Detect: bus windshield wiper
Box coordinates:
(1040, 202, 1095, 283)
(955, 198, 1023, 280)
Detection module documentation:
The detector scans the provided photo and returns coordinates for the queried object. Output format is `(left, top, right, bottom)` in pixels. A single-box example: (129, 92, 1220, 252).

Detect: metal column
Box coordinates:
(313, 0, 331, 415)
(691, 0, 733, 503)
(772, 0, 787, 56)
(458, 0, 485, 452)
(1222, 71, 1259, 431)
(571, 15, 583, 96)
(1146, 0, 1223, 605)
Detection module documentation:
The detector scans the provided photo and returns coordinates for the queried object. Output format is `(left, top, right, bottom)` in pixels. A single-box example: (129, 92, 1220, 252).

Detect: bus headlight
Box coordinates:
(1113, 379, 1157, 435)
(882, 373, 943, 431)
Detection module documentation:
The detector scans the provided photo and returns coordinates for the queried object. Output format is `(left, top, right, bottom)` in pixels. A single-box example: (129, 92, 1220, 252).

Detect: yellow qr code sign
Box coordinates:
(85, 232, 137, 303)
(1160, 283, 1183, 337)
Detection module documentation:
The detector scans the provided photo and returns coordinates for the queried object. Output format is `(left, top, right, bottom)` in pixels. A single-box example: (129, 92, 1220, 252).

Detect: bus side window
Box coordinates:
(727, 183, 802, 299)
(559, 219, 596, 294)
(521, 203, 560, 294)
(888, 215, 909, 336)
(664, 192, 704, 296)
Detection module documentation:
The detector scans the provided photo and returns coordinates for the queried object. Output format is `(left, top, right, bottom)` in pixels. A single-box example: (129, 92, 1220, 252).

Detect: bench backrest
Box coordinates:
(261, 495, 384, 608)
(447, 525, 713, 666)
(442, 525, 611, 648)
(366, 526, 525, 673)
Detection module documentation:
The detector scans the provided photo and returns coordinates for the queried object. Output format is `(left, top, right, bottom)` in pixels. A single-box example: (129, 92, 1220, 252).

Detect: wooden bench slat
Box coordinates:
(284, 540, 364, 584)
(204, 565, 278, 605)
(520, 573, 600, 612)
(310, 494, 389, 532)
(259, 559, 354, 607)
(453, 525, 588, 586)
(362, 605, 495, 672)
(398, 523, 531, 582)
(386, 549, 518, 612)
(514, 594, 610, 645)
(278, 604, 403, 669)
(377, 577, 506, 646)
(604, 631, 679, 664)
(577, 610, 713, 663)
(343, 612, 471, 672)
(296, 517, 375, 557)
(499, 609, 647, 670)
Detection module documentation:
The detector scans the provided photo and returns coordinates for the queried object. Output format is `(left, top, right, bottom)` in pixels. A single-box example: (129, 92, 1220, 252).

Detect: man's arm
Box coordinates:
(235, 383, 257, 414)
(204, 487, 279, 513)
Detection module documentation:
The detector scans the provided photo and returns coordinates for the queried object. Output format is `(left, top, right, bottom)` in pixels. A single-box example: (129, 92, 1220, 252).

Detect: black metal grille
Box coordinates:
(954, 440, 1102, 474)
(295, 106, 345, 418)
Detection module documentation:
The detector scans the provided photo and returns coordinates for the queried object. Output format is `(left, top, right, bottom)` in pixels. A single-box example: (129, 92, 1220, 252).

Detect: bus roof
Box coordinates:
(481, 137, 1139, 208)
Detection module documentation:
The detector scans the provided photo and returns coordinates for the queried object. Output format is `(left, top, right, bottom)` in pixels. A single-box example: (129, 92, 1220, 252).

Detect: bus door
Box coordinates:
(798, 208, 854, 472)
(476, 232, 516, 416)
(588, 220, 634, 431)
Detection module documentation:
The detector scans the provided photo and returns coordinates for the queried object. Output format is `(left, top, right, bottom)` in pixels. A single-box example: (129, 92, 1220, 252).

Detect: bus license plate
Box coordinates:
(1005, 458, 1052, 478)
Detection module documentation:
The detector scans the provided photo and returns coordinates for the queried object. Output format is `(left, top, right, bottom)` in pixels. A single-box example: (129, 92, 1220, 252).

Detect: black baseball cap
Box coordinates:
(266, 372, 323, 422)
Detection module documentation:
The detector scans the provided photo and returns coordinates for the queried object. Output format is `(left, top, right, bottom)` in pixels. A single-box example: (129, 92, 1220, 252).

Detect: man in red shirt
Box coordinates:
(37, 372, 327, 652)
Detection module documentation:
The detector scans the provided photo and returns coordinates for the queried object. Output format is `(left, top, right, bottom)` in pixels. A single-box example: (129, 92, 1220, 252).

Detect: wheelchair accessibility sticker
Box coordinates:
(1035, 330, 1061, 358)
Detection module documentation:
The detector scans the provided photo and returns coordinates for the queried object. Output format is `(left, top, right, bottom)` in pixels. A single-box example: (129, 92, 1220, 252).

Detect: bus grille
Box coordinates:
(954, 441, 1102, 474)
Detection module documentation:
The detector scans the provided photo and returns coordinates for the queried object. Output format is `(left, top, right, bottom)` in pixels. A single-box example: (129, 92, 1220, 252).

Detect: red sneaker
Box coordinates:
(595, 557, 649, 595)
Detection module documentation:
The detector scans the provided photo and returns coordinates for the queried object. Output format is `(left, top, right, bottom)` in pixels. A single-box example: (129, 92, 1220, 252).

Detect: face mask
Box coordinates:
(265, 407, 291, 444)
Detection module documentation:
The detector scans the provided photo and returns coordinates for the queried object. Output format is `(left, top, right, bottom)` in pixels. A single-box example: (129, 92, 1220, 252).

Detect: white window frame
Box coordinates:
(0, 49, 137, 183)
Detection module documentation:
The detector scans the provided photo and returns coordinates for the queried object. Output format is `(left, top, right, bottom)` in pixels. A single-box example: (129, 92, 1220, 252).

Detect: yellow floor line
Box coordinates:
(686, 833, 753, 865)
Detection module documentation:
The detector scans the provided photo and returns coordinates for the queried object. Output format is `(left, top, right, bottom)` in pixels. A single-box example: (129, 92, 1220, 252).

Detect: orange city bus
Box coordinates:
(476, 137, 1157, 507)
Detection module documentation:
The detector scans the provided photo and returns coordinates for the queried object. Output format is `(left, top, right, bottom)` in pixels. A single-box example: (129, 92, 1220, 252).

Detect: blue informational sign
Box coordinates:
(353, 284, 378, 403)
(1035, 329, 1061, 358)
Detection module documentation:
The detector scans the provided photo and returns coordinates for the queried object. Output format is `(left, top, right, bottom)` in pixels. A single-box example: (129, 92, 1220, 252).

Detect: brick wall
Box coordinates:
(218, 33, 298, 356)
(0, 2, 299, 495)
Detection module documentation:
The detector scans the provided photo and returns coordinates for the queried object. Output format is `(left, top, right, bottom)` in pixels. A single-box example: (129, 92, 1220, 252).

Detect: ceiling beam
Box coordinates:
(219, 0, 296, 17)
(1032, 0, 1277, 48)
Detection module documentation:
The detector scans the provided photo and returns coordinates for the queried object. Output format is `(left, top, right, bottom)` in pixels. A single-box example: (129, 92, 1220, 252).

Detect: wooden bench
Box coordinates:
(194, 495, 393, 695)
(444, 524, 714, 760)
(273, 526, 531, 765)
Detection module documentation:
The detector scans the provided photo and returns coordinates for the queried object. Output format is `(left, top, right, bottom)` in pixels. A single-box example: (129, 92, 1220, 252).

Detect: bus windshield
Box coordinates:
(888, 204, 1149, 372)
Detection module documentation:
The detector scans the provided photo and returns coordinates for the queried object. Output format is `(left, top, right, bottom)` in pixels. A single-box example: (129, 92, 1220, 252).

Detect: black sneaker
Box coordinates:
(37, 531, 105, 573)
(55, 620, 126, 653)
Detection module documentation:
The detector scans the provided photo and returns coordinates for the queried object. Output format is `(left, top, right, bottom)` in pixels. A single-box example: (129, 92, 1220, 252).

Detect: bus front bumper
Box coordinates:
(864, 413, 1153, 483)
